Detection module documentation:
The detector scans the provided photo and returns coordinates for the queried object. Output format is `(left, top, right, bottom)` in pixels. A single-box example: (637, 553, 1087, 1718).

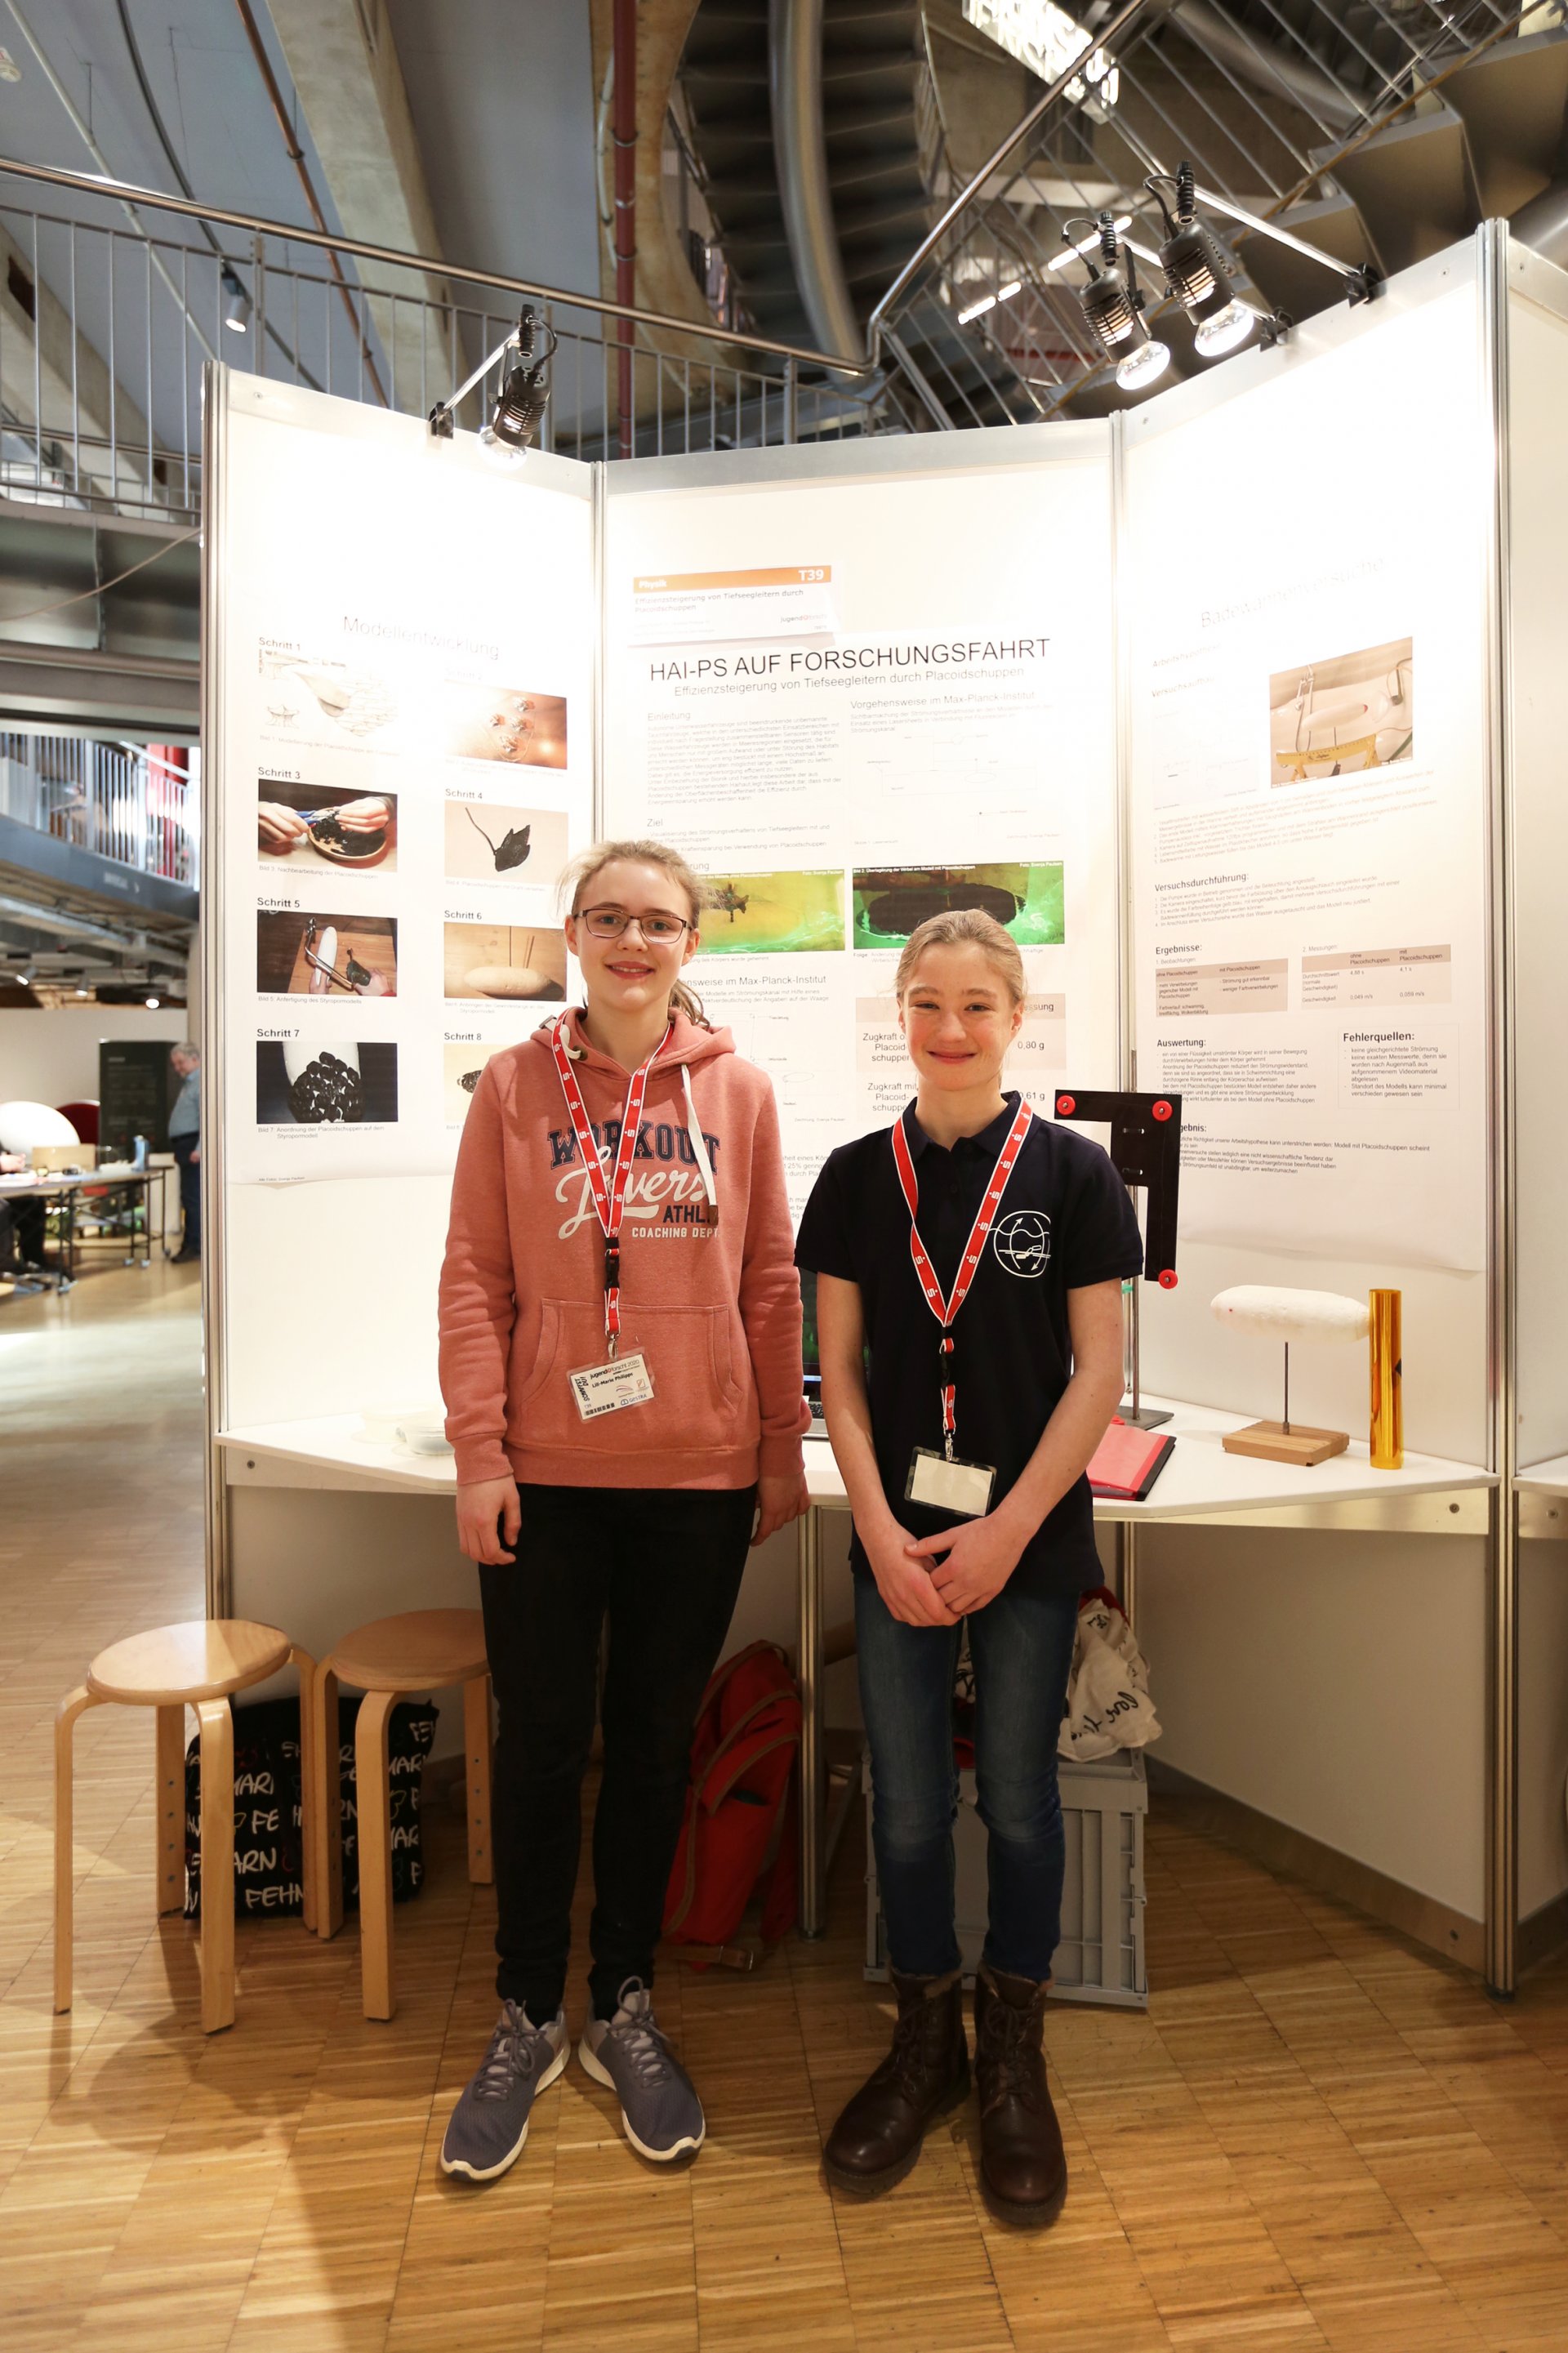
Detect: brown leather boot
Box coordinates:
(824, 1967, 969, 2195)
(973, 1963, 1067, 2228)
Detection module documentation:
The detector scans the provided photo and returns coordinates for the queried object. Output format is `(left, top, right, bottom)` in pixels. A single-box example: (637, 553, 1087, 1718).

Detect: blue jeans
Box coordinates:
(855, 1569, 1081, 1981)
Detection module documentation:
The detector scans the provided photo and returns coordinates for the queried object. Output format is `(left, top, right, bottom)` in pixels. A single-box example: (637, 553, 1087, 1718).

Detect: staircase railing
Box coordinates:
(0, 153, 892, 528)
(872, 0, 1559, 426)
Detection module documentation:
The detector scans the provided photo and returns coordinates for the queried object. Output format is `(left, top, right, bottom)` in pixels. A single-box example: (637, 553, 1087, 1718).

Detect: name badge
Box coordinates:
(905, 1446, 996, 1520)
(569, 1351, 655, 1421)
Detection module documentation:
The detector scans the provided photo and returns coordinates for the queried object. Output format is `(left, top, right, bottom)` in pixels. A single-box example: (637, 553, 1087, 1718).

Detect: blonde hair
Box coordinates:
(893, 907, 1027, 1006)
(559, 836, 712, 1027)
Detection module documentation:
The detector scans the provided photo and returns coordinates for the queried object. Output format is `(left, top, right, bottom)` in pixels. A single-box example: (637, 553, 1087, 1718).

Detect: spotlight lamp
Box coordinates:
(429, 307, 559, 455)
(220, 268, 251, 336)
(1147, 162, 1383, 364)
(1061, 213, 1170, 396)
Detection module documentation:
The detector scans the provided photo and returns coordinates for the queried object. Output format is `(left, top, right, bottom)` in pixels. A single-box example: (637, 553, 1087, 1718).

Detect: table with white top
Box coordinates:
(218, 1398, 1494, 1938)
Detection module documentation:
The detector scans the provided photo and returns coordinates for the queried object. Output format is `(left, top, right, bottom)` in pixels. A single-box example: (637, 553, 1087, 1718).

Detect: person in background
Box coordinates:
(0, 1149, 47, 1286)
(167, 1042, 201, 1263)
(437, 836, 808, 2187)
(795, 907, 1141, 2230)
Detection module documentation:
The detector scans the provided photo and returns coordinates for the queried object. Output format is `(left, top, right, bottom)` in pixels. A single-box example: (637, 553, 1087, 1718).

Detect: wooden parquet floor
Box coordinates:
(4, 1263, 1568, 2351)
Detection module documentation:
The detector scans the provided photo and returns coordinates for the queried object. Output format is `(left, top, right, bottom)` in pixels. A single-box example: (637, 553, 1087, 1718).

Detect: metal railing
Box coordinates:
(0, 732, 198, 885)
(0, 156, 891, 531)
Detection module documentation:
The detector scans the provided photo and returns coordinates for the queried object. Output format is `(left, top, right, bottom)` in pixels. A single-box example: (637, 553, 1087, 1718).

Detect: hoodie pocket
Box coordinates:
(510, 1297, 754, 1459)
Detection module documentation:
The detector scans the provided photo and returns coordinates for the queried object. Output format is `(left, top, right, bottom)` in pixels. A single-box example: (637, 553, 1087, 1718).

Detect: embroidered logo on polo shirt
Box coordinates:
(991, 1210, 1051, 1277)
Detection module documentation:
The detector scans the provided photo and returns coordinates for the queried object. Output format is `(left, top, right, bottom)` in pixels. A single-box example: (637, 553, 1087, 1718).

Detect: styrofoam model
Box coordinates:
(1209, 1286, 1370, 1343)
(0, 1101, 79, 1152)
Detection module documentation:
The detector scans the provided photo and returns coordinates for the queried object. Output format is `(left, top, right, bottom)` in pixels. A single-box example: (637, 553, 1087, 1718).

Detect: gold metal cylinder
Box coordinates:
(1370, 1289, 1403, 1470)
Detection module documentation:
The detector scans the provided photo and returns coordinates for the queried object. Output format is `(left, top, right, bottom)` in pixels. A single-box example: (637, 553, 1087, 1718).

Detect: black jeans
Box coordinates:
(171, 1135, 199, 1255)
(0, 1194, 45, 1272)
(479, 1481, 755, 2023)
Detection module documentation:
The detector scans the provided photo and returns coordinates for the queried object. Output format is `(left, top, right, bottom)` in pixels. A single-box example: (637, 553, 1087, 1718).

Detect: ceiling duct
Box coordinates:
(770, 0, 866, 365)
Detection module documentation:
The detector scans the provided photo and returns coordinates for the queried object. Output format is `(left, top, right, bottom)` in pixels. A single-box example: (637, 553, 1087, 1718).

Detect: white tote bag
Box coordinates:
(1059, 1589, 1161, 1762)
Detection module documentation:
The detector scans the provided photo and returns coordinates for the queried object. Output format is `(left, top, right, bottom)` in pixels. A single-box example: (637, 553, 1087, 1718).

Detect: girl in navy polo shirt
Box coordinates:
(795, 908, 1141, 2228)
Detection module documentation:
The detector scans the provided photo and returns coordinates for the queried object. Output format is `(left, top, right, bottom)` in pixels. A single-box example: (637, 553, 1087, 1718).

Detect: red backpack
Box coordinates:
(663, 1642, 801, 1966)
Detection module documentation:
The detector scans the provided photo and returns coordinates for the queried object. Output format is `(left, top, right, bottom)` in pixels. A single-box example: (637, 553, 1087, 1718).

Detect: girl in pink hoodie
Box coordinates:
(438, 838, 808, 2184)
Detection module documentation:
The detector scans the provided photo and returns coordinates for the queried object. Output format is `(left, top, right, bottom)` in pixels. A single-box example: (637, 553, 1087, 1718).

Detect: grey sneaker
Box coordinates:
(578, 1977, 705, 2162)
(439, 2001, 568, 2182)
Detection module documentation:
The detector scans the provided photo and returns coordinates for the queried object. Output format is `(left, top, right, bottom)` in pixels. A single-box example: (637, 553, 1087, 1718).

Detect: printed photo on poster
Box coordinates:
(257, 783, 397, 870)
(852, 862, 1064, 950)
(442, 683, 568, 769)
(444, 920, 568, 1001)
(1268, 637, 1414, 785)
(444, 799, 569, 888)
(443, 1041, 504, 1123)
(256, 1041, 399, 1125)
(256, 911, 398, 997)
(259, 648, 399, 746)
(694, 869, 845, 956)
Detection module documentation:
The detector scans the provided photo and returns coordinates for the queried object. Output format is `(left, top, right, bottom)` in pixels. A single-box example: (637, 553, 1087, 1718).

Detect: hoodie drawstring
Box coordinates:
(681, 1064, 718, 1209)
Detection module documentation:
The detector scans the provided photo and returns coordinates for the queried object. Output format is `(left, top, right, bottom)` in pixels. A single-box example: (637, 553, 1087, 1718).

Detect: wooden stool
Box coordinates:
(310, 1609, 492, 2021)
(56, 1619, 318, 2034)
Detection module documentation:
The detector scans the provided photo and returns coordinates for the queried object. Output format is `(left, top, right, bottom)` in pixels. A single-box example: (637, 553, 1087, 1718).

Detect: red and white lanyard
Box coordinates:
(890, 1099, 1034, 1458)
(550, 1011, 673, 1356)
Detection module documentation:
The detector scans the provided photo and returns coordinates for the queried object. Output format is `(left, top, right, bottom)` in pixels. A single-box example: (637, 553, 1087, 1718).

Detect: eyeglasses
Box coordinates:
(577, 904, 692, 944)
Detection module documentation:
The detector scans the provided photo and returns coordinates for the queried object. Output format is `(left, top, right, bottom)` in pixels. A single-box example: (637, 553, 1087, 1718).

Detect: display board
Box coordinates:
(1126, 279, 1490, 1277)
(213, 375, 595, 1188)
(601, 428, 1122, 1219)
(99, 1039, 176, 1156)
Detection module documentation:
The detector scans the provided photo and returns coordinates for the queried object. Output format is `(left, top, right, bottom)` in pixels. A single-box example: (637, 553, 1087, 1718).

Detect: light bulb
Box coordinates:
(478, 428, 527, 470)
(1194, 300, 1258, 358)
(145, 996, 160, 1009)
(1116, 338, 1170, 392)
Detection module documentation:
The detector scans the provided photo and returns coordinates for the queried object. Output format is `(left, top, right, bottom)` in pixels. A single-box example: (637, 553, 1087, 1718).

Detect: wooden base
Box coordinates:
(1222, 1419, 1349, 1467)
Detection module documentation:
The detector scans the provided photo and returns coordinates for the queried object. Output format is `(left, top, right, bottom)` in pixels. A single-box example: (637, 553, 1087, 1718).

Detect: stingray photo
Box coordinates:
(693, 869, 844, 956)
(443, 800, 569, 890)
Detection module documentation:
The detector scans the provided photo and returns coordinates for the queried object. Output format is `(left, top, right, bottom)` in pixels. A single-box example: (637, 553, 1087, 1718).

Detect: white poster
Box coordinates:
(1126, 287, 1490, 1272)
(215, 376, 595, 1183)
(603, 435, 1121, 1220)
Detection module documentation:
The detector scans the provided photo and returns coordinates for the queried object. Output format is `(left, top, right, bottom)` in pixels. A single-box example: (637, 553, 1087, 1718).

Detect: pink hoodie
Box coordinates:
(439, 1009, 808, 1491)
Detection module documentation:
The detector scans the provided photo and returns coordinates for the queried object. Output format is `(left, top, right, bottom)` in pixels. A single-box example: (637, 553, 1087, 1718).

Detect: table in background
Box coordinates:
(0, 1166, 172, 1290)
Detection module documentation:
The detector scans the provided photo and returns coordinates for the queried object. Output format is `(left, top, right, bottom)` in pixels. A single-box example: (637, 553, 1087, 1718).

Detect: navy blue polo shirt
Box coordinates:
(795, 1093, 1143, 1593)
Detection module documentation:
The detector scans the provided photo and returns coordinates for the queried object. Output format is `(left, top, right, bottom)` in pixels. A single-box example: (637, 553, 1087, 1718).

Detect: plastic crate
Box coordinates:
(864, 1748, 1148, 2008)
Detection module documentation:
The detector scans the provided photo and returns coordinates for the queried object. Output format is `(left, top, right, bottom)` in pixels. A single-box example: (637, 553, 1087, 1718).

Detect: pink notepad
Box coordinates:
(1089, 1420, 1174, 1501)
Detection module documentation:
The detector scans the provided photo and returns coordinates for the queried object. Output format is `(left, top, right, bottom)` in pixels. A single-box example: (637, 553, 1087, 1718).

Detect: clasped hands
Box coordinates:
(868, 1506, 1027, 1626)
